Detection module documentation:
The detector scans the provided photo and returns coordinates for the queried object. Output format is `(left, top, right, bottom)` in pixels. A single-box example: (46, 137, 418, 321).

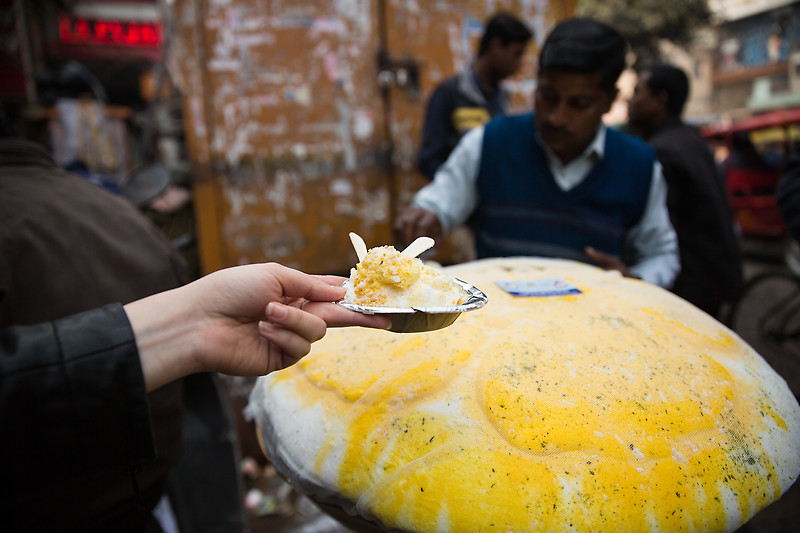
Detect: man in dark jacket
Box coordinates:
(627, 64, 743, 317)
(416, 11, 532, 180)
(0, 137, 190, 532)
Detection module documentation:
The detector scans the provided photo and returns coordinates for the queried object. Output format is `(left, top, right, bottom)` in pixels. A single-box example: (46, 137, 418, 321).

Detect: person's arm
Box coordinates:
(125, 263, 389, 391)
(622, 162, 681, 288)
(396, 126, 484, 248)
(417, 84, 455, 180)
(1, 304, 156, 480)
(1, 263, 389, 479)
(417, 125, 483, 232)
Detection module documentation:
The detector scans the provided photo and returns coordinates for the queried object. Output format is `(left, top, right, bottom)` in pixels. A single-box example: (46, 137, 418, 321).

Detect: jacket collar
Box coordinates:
(534, 118, 607, 164)
(457, 65, 509, 112)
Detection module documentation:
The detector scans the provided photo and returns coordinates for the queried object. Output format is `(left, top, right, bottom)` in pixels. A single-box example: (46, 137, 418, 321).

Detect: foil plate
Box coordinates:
(338, 277, 488, 333)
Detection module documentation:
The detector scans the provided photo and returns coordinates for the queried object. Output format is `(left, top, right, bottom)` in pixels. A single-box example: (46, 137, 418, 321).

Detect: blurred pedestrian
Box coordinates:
(0, 119, 193, 531)
(396, 17, 679, 288)
(627, 64, 743, 317)
(416, 11, 532, 180)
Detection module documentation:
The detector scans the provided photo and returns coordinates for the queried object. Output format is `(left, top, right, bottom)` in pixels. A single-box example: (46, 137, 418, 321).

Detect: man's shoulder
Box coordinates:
(606, 126, 655, 156)
(650, 121, 711, 159)
(503, 111, 534, 122)
(430, 75, 462, 96)
(486, 111, 534, 131)
(649, 119, 699, 144)
(479, 113, 535, 158)
(607, 125, 648, 145)
(2, 164, 152, 230)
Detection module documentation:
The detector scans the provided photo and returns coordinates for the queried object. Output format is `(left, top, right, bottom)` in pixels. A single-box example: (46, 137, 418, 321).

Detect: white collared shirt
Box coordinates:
(413, 122, 680, 288)
(541, 124, 606, 191)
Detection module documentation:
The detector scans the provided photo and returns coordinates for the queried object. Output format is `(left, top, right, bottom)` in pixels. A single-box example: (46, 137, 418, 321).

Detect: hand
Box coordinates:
(394, 206, 443, 248)
(125, 263, 390, 391)
(584, 246, 635, 278)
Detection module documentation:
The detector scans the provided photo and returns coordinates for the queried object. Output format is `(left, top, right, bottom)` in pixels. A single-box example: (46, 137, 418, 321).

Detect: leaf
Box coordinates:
(577, 0, 711, 67)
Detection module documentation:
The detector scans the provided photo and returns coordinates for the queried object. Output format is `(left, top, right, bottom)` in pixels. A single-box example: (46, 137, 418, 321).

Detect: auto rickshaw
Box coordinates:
(701, 107, 800, 238)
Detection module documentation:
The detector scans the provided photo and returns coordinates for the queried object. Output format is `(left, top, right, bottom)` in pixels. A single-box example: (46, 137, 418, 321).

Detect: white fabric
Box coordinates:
(152, 494, 180, 533)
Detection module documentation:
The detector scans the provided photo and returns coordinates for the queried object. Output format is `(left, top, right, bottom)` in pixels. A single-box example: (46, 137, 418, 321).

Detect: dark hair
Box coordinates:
(477, 12, 533, 57)
(538, 17, 627, 92)
(642, 64, 689, 116)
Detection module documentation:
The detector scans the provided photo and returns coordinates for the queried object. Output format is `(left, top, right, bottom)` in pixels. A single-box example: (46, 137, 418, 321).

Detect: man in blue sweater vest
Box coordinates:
(395, 17, 680, 289)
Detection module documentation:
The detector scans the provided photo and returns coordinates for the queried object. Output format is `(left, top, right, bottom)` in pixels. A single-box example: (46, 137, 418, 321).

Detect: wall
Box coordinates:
(171, 0, 574, 275)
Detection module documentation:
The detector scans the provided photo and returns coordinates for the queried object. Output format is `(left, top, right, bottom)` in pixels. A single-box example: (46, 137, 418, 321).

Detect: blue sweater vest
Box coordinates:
(474, 113, 655, 262)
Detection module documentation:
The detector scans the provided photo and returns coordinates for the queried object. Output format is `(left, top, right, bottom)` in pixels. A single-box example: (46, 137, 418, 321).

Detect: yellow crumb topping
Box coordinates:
(348, 245, 465, 307)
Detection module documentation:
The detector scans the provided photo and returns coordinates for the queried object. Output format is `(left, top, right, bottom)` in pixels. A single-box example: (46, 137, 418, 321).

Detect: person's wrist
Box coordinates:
(125, 286, 201, 391)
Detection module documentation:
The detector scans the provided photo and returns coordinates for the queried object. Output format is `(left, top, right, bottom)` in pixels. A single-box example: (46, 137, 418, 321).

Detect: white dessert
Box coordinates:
(344, 245, 466, 308)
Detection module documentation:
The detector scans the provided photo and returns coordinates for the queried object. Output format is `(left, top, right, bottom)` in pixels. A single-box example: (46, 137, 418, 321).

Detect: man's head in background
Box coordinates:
(476, 12, 533, 81)
(534, 17, 627, 164)
(627, 64, 690, 135)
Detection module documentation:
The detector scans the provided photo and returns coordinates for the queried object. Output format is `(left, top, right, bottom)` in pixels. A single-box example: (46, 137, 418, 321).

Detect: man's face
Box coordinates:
(491, 40, 527, 79)
(534, 68, 615, 163)
(627, 71, 660, 131)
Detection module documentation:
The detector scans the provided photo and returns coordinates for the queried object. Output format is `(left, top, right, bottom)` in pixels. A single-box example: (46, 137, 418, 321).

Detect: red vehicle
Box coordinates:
(701, 107, 800, 238)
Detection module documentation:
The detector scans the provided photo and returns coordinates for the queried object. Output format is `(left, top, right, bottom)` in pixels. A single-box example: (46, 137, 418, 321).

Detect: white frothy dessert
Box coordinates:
(345, 245, 466, 308)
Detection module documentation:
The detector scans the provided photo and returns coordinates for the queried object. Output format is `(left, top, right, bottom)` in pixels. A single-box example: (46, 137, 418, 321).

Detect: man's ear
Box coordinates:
(655, 89, 670, 112)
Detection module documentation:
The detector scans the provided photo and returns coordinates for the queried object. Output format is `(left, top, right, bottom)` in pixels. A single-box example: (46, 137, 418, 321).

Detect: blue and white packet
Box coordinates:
(495, 279, 582, 297)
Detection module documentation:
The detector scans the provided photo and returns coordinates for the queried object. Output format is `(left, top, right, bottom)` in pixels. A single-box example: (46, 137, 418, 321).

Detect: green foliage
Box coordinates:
(577, 0, 711, 67)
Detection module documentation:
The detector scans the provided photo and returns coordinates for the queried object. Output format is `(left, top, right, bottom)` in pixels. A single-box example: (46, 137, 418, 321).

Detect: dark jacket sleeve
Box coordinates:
(0, 303, 156, 485)
(417, 82, 456, 180)
(777, 153, 800, 245)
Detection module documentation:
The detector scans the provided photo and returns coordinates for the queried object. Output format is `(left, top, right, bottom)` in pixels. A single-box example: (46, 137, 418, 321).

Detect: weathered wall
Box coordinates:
(172, 0, 574, 275)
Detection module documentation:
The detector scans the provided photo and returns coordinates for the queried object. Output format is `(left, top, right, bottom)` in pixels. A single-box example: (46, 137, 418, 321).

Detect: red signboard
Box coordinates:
(58, 14, 162, 48)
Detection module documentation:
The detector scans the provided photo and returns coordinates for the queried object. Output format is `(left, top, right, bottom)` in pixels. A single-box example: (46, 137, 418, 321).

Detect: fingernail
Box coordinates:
(267, 302, 287, 319)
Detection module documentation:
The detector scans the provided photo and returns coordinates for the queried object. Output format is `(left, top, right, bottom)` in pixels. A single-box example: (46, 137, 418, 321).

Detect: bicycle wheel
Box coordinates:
(727, 270, 800, 348)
